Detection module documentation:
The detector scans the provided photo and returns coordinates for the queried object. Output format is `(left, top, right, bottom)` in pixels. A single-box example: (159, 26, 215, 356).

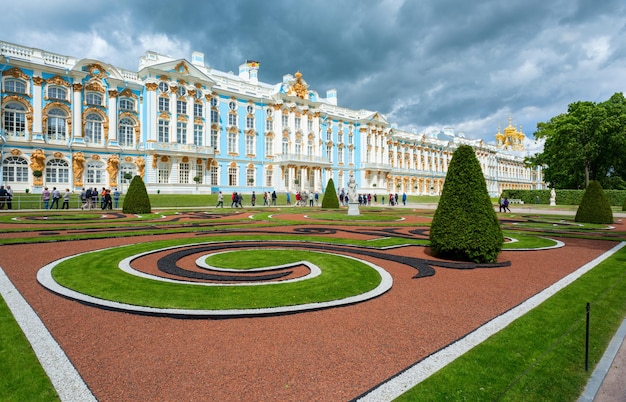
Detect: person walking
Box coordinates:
(271, 190, 277, 205)
(216, 191, 224, 208)
(503, 197, 511, 213)
(61, 189, 71, 209)
(5, 185, 13, 210)
(251, 191, 256, 206)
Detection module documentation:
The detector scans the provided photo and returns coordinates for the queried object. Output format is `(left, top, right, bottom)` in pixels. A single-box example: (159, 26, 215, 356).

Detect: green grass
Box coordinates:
(51, 243, 382, 309)
(396, 244, 626, 401)
(0, 296, 59, 401)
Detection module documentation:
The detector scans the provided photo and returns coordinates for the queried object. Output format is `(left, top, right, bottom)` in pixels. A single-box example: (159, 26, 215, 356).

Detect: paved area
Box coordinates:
(580, 319, 626, 402)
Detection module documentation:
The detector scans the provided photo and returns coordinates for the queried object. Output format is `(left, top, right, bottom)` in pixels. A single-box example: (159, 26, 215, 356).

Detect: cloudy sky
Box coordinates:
(3, 0, 626, 155)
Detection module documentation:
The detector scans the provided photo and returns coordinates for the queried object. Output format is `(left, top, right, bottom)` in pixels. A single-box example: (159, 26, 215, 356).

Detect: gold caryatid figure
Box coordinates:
(72, 152, 86, 187)
(288, 71, 308, 99)
(30, 149, 46, 185)
(106, 154, 119, 187)
(136, 156, 146, 179)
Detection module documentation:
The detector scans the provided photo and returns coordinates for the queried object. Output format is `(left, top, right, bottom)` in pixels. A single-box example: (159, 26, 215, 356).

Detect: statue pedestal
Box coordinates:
(348, 202, 360, 216)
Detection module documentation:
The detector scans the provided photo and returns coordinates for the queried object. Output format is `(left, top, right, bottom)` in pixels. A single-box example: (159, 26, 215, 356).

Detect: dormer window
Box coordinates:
(177, 86, 187, 97)
(48, 86, 67, 101)
(85, 92, 103, 106)
(119, 98, 135, 111)
(246, 105, 254, 114)
(158, 82, 169, 93)
(229, 101, 236, 111)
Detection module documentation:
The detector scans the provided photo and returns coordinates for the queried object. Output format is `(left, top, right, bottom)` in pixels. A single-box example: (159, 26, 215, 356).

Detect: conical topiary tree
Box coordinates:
(430, 145, 503, 263)
(321, 178, 340, 209)
(122, 175, 152, 214)
(575, 180, 613, 224)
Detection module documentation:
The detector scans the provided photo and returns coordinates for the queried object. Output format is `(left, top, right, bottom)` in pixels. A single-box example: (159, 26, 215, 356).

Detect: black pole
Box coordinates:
(585, 302, 590, 371)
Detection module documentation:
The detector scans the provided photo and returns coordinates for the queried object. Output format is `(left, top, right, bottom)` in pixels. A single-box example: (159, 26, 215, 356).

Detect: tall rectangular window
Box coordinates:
(228, 113, 237, 127)
(265, 169, 272, 187)
(177, 100, 187, 115)
(211, 128, 219, 149)
(195, 163, 203, 184)
(210, 166, 219, 186)
(158, 97, 169, 112)
(210, 109, 219, 123)
(228, 167, 238, 186)
(158, 162, 170, 184)
(194, 124, 203, 146)
(245, 135, 255, 155)
(282, 114, 288, 128)
(179, 162, 189, 184)
(158, 120, 169, 142)
(265, 119, 273, 131)
(194, 103, 203, 118)
(177, 122, 187, 144)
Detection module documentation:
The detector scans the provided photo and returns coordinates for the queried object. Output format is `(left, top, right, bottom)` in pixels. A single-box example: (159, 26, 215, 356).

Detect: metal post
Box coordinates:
(585, 302, 590, 371)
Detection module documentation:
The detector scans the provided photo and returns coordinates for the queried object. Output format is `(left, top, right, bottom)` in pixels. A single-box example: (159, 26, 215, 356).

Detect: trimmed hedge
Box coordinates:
(506, 189, 626, 206)
(430, 145, 503, 263)
(575, 180, 613, 224)
(321, 178, 340, 209)
(122, 176, 152, 214)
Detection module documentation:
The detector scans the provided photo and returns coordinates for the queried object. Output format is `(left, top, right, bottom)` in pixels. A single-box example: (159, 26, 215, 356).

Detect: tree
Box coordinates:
(430, 145, 503, 263)
(575, 180, 613, 224)
(527, 93, 626, 189)
(321, 178, 340, 209)
(122, 175, 152, 214)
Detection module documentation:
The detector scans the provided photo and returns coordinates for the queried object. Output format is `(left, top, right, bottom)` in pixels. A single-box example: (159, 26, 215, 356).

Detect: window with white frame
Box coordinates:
(86, 161, 105, 184)
(210, 108, 219, 123)
(210, 165, 219, 186)
(307, 140, 313, 157)
(228, 131, 238, 153)
(348, 148, 353, 164)
(158, 119, 169, 142)
(228, 112, 237, 127)
(211, 127, 219, 149)
(295, 138, 302, 156)
(85, 113, 103, 144)
(281, 114, 288, 128)
(177, 99, 187, 115)
(195, 163, 203, 184)
(265, 136, 273, 156)
(158, 96, 170, 112)
(338, 131, 343, 144)
(3, 102, 26, 136)
(194, 103, 203, 118)
(176, 121, 187, 144)
(326, 128, 332, 142)
(48, 86, 67, 101)
(282, 137, 289, 155)
(348, 133, 353, 145)
(265, 118, 273, 131)
(4, 78, 26, 94)
(295, 116, 301, 130)
(366, 149, 371, 163)
(308, 119, 313, 132)
(245, 134, 255, 155)
(228, 166, 238, 186)
(338, 147, 344, 164)
(194, 124, 203, 146)
(158, 82, 169, 93)
(179, 162, 190, 184)
(121, 163, 135, 183)
(2, 156, 28, 182)
(246, 168, 254, 186)
(157, 162, 170, 184)
(119, 98, 135, 111)
(46, 108, 67, 141)
(45, 159, 69, 184)
(246, 115, 254, 129)
(326, 145, 333, 162)
(177, 86, 187, 97)
(119, 118, 135, 147)
(85, 92, 102, 106)
(265, 168, 272, 187)
(229, 101, 236, 111)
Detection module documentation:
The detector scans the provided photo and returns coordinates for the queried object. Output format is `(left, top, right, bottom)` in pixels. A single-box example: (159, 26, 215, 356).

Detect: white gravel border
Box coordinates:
(0, 265, 96, 402)
(357, 241, 626, 401)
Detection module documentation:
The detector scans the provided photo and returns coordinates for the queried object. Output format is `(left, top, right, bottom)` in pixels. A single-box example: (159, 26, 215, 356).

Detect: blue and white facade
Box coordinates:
(0, 40, 545, 196)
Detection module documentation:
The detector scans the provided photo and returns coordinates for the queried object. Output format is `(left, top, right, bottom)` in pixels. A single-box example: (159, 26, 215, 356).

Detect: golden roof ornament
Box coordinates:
(496, 117, 525, 151)
(288, 71, 308, 99)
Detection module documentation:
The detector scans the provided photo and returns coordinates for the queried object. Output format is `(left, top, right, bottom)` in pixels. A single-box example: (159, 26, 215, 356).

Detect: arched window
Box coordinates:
(119, 98, 135, 111)
(2, 156, 28, 182)
(246, 167, 254, 186)
(119, 118, 135, 147)
(295, 138, 302, 156)
(4, 78, 26, 94)
(85, 92, 102, 106)
(3, 102, 26, 136)
(228, 166, 238, 186)
(47, 108, 67, 141)
(45, 159, 69, 184)
(85, 113, 103, 143)
(48, 86, 67, 101)
(120, 163, 136, 184)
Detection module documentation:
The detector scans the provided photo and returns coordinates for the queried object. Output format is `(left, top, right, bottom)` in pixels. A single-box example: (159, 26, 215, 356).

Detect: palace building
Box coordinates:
(0, 40, 545, 196)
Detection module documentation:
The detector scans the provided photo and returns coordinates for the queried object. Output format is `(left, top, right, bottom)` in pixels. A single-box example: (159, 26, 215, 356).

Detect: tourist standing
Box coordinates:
(5, 186, 13, 210)
(50, 187, 61, 209)
(113, 188, 121, 208)
(216, 191, 224, 208)
(61, 189, 71, 209)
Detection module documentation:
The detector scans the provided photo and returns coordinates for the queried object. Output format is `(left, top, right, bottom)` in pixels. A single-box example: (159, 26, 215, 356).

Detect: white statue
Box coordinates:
(347, 174, 358, 203)
(550, 188, 556, 206)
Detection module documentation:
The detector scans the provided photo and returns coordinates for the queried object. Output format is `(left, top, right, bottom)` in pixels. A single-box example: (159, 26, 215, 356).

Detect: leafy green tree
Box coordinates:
(122, 175, 152, 214)
(575, 180, 613, 224)
(321, 178, 340, 209)
(527, 93, 626, 189)
(430, 145, 503, 263)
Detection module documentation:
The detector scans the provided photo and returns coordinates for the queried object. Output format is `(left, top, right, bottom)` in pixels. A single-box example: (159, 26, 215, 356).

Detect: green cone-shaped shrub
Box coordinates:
(122, 175, 152, 214)
(321, 178, 340, 209)
(575, 180, 613, 224)
(430, 145, 503, 263)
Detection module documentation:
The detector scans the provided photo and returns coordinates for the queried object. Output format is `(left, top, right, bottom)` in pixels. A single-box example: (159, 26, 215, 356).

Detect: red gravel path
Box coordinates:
(0, 219, 622, 401)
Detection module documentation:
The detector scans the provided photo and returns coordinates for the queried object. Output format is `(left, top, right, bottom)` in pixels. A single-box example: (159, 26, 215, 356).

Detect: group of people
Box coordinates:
(289, 191, 318, 207)
(0, 185, 14, 210)
(78, 187, 121, 210)
(41, 187, 71, 209)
